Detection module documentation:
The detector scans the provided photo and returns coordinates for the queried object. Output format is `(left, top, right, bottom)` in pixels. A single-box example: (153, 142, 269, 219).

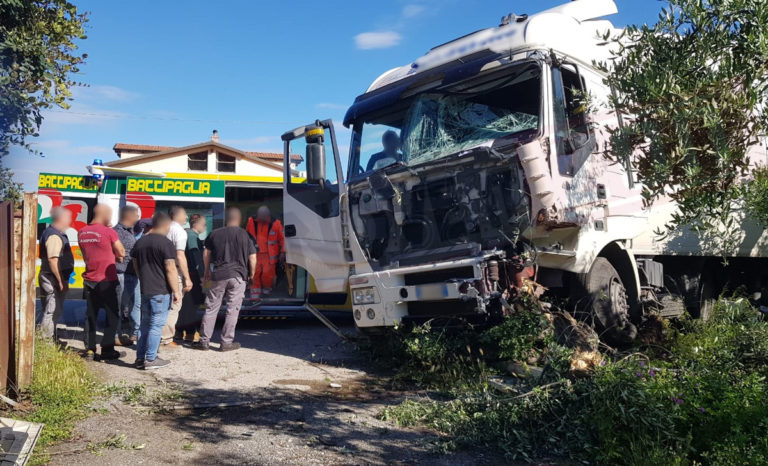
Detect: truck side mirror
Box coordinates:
(305, 129, 327, 184)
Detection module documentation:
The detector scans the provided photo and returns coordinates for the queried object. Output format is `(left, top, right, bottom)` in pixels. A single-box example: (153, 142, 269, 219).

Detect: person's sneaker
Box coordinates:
(191, 342, 210, 351)
(143, 357, 171, 370)
(220, 342, 241, 352)
(81, 349, 96, 361)
(161, 341, 182, 350)
(100, 349, 125, 361)
(134, 359, 145, 370)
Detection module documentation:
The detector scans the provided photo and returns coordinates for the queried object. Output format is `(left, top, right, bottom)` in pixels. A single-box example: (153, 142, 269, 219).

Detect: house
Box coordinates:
(107, 130, 301, 184)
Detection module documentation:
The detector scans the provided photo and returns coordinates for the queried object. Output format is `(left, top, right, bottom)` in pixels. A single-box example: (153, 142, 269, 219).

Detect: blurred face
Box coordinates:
(99, 206, 113, 226)
(122, 210, 140, 228)
(193, 218, 207, 233)
(382, 132, 400, 154)
(173, 208, 187, 224)
(256, 207, 270, 223)
(154, 222, 172, 236)
(54, 210, 73, 230)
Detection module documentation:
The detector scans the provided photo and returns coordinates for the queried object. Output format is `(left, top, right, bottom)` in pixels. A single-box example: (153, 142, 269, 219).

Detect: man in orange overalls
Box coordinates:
(246, 206, 285, 300)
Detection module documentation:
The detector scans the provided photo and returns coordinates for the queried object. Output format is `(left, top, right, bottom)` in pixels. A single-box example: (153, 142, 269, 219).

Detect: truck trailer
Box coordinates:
(281, 0, 768, 343)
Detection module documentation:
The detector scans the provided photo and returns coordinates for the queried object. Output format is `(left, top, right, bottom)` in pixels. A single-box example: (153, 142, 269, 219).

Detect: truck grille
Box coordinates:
(404, 266, 475, 286)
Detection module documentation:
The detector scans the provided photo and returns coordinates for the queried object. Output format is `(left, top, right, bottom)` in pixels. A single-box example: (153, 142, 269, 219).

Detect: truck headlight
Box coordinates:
(352, 287, 376, 305)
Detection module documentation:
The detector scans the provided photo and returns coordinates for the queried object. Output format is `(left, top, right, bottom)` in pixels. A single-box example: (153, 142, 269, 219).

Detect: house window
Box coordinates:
(188, 151, 208, 171)
(217, 153, 236, 172)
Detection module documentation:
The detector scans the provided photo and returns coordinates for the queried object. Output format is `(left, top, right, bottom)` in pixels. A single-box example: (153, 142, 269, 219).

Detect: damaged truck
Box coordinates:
(280, 0, 768, 344)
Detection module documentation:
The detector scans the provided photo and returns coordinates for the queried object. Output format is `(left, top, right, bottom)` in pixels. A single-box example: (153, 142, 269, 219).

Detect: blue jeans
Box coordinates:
(136, 294, 171, 362)
(117, 273, 141, 336)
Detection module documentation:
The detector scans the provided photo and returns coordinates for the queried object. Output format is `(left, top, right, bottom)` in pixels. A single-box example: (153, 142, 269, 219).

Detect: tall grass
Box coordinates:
(22, 338, 96, 464)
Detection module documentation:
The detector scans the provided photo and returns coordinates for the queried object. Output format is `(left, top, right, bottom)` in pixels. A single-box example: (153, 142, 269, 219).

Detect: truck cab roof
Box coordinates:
(344, 0, 621, 126)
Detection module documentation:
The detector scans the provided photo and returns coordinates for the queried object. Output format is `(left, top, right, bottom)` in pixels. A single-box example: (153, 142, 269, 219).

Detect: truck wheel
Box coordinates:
(578, 257, 638, 346)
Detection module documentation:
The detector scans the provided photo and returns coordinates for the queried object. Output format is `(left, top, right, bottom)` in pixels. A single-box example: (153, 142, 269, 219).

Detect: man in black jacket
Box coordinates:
(38, 207, 74, 340)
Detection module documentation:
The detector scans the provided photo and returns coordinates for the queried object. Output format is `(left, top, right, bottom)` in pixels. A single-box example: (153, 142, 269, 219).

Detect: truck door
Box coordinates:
(282, 120, 349, 293)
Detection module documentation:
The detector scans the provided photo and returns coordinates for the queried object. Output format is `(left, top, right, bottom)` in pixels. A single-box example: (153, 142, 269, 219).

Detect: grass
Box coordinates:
(376, 297, 768, 464)
(21, 337, 96, 465)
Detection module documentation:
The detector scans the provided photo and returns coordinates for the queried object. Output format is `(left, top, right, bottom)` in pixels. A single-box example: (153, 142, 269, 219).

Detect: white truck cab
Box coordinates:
(281, 0, 768, 344)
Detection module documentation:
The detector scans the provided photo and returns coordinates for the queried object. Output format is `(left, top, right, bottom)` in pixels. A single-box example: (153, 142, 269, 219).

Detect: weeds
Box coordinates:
(377, 298, 768, 464)
(22, 337, 96, 465)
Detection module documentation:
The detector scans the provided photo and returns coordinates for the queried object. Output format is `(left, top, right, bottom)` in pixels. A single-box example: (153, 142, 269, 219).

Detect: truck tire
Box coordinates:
(576, 257, 638, 346)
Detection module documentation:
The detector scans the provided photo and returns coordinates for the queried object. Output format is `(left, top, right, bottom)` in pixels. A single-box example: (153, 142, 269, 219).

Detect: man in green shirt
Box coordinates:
(177, 214, 207, 343)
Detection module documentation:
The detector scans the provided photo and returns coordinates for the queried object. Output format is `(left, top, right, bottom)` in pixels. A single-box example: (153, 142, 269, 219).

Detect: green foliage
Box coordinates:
(22, 337, 96, 464)
(600, 0, 768, 248)
(480, 305, 547, 361)
(380, 298, 768, 464)
(364, 303, 571, 393)
(0, 165, 22, 203)
(364, 322, 493, 393)
(0, 0, 88, 156)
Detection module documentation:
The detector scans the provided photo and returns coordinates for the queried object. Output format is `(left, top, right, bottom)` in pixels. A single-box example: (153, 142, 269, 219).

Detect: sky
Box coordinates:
(6, 0, 662, 189)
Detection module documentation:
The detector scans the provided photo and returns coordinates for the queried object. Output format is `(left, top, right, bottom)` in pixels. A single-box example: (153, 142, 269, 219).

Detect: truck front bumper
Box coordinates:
(350, 254, 497, 328)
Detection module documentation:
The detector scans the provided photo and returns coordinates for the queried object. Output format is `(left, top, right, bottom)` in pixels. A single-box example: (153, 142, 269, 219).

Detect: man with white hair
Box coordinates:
(38, 207, 74, 340)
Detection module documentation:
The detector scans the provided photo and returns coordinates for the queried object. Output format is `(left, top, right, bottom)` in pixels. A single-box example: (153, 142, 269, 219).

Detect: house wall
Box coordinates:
(112, 151, 284, 179)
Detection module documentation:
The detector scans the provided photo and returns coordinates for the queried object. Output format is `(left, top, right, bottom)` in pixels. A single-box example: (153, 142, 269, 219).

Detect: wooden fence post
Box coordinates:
(0, 201, 15, 394)
(16, 193, 37, 390)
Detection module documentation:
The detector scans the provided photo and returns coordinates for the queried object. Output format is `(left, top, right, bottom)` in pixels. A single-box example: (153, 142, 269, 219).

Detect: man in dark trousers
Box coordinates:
(78, 203, 125, 361)
(38, 207, 74, 340)
(114, 205, 141, 345)
(177, 213, 207, 343)
(132, 212, 180, 370)
(193, 207, 256, 351)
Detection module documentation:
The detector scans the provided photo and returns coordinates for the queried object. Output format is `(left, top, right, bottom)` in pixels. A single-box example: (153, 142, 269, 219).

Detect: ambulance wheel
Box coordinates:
(576, 258, 638, 347)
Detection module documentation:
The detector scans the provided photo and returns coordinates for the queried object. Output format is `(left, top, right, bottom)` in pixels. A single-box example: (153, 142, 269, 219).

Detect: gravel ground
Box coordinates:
(44, 303, 502, 465)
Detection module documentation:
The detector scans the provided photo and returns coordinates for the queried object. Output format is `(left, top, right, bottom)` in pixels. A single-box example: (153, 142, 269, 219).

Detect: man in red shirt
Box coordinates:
(78, 204, 126, 361)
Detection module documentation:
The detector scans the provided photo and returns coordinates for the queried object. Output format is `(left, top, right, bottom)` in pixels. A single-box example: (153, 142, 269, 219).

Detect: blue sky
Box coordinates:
(7, 0, 662, 189)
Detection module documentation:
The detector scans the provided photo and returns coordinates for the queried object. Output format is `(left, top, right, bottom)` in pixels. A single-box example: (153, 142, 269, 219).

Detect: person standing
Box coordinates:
(193, 207, 256, 351)
(38, 207, 74, 340)
(177, 214, 207, 343)
(161, 205, 193, 348)
(131, 212, 180, 370)
(245, 205, 284, 300)
(114, 206, 141, 345)
(78, 204, 125, 361)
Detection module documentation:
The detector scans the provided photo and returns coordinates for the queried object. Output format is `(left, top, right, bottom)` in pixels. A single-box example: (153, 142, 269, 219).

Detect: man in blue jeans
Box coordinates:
(131, 212, 180, 370)
(114, 206, 141, 345)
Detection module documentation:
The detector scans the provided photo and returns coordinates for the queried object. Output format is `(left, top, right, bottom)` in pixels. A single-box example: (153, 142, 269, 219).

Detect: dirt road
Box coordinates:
(47, 311, 498, 465)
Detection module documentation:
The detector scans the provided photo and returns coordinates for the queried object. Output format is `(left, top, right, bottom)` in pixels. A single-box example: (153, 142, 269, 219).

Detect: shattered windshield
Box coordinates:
(349, 62, 541, 178)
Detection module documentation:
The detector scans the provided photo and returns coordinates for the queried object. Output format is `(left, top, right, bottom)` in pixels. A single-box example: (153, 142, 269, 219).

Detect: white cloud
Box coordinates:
(402, 4, 426, 19)
(355, 31, 402, 50)
(316, 102, 347, 110)
(90, 85, 139, 101)
(71, 85, 139, 102)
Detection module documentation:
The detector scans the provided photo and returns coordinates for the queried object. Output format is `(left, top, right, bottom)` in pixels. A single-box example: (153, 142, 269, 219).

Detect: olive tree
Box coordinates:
(0, 0, 87, 201)
(600, 0, 768, 250)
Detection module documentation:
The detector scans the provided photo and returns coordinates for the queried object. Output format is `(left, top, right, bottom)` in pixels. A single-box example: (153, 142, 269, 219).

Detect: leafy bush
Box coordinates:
(379, 298, 768, 464)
